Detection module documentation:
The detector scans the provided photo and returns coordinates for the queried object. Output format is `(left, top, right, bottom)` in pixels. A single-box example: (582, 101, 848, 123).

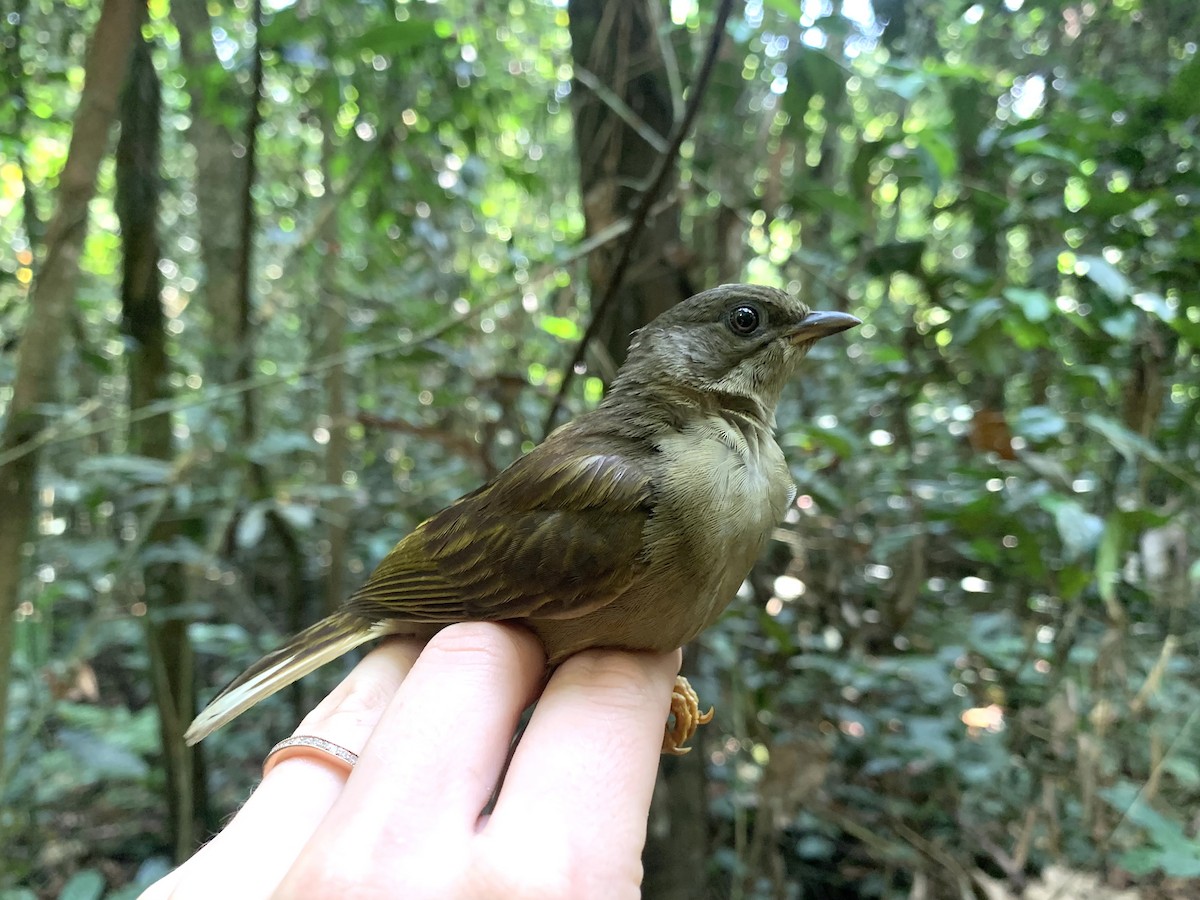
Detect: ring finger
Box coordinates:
(158, 638, 423, 900)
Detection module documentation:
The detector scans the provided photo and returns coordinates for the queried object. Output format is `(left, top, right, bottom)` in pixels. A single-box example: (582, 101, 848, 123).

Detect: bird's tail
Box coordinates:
(185, 612, 386, 745)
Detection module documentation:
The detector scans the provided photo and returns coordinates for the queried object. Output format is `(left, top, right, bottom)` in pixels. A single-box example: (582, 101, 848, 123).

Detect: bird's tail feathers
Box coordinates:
(185, 612, 385, 745)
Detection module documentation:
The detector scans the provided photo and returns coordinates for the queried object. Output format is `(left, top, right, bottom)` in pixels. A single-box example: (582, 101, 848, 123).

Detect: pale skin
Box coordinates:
(141, 623, 681, 900)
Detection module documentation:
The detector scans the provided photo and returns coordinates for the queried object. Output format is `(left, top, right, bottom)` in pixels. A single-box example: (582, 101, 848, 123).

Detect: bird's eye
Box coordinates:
(727, 304, 762, 336)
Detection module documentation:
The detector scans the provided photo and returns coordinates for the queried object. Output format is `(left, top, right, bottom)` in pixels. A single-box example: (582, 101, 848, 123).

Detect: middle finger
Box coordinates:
(279, 622, 545, 893)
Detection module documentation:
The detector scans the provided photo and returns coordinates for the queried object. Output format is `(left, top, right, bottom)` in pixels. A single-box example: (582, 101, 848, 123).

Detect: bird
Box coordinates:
(185, 284, 860, 752)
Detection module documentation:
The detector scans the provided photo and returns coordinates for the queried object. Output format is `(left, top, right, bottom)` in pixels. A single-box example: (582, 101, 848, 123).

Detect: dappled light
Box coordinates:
(1, 0, 1199, 897)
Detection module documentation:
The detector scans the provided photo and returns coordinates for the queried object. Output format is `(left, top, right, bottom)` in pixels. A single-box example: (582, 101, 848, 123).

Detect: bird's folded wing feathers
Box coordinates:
(344, 440, 656, 623)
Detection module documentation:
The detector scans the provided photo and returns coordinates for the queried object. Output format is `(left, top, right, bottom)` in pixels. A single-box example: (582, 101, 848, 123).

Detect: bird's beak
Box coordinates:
(788, 309, 861, 344)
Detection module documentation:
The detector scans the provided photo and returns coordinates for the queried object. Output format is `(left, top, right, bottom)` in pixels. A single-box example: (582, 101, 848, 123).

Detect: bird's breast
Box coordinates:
(529, 415, 793, 661)
(646, 415, 793, 634)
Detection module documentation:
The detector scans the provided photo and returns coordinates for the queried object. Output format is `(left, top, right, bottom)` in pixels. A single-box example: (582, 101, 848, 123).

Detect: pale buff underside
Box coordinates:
(523, 411, 793, 661)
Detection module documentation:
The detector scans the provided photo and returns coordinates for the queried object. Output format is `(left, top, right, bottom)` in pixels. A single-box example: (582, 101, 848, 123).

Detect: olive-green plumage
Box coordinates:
(185, 284, 859, 744)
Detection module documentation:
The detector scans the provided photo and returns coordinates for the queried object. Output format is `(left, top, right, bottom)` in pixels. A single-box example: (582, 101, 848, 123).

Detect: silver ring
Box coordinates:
(262, 735, 359, 777)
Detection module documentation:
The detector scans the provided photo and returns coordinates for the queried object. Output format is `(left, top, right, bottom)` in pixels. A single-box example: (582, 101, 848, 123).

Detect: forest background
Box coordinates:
(2, 0, 1199, 897)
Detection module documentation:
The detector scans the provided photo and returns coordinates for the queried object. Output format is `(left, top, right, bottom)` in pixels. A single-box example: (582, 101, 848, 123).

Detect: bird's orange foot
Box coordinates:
(662, 675, 714, 755)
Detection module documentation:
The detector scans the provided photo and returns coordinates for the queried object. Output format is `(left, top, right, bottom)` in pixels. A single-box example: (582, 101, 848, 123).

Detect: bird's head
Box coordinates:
(609, 284, 860, 416)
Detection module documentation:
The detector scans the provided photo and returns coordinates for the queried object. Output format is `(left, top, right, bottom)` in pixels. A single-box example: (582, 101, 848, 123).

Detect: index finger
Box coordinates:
(484, 648, 680, 885)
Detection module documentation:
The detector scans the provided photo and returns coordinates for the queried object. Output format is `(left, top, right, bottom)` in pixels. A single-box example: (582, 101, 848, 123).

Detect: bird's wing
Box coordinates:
(343, 437, 656, 623)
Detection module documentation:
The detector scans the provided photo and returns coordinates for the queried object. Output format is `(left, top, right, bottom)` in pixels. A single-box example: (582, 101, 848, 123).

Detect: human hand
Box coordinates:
(142, 623, 681, 899)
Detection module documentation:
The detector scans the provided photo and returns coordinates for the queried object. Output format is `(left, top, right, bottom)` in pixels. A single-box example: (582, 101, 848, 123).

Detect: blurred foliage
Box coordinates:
(2, 0, 1199, 897)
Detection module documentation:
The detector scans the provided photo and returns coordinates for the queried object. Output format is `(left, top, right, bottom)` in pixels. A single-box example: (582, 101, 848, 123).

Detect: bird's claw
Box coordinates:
(662, 675, 714, 755)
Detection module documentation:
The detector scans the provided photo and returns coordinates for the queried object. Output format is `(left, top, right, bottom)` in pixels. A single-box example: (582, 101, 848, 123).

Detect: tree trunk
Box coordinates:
(175, 0, 308, 721)
(233, 0, 264, 452)
(116, 29, 211, 858)
(642, 679, 712, 900)
(567, 2, 708, 896)
(318, 100, 350, 618)
(568, 0, 694, 373)
(0, 0, 142, 789)
(171, 0, 252, 387)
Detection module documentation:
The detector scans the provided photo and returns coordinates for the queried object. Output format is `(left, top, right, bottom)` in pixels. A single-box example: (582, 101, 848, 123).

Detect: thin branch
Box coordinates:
(235, 0, 264, 444)
(647, 0, 685, 121)
(573, 60, 752, 225)
(1103, 701, 1200, 845)
(281, 125, 389, 270)
(542, 0, 735, 436)
(575, 31, 856, 317)
(0, 192, 674, 468)
(0, 313, 481, 469)
(526, 194, 678, 282)
(573, 65, 669, 154)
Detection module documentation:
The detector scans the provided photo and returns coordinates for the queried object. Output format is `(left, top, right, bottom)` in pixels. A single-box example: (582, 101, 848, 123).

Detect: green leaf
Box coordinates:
(1100, 782, 1177, 838)
(58, 728, 150, 780)
(584, 376, 604, 404)
(56, 703, 160, 755)
(1003, 287, 1053, 323)
(784, 49, 849, 125)
(246, 430, 318, 463)
(800, 49, 849, 111)
(1009, 136, 1080, 167)
(1154, 847, 1200, 879)
(793, 186, 868, 227)
(954, 297, 1004, 344)
(864, 241, 925, 278)
(1083, 413, 1164, 465)
(757, 607, 795, 652)
(1041, 496, 1103, 560)
(142, 537, 209, 567)
(1163, 756, 1200, 787)
(849, 139, 887, 196)
(1133, 291, 1200, 347)
(902, 716, 956, 762)
(763, 0, 803, 17)
(538, 315, 581, 341)
(1077, 254, 1132, 300)
(1117, 847, 1163, 877)
(915, 130, 957, 183)
(261, 7, 322, 45)
(783, 421, 858, 457)
(876, 71, 928, 101)
(1131, 290, 1174, 322)
(1167, 53, 1200, 118)
(783, 59, 813, 122)
(1102, 783, 1200, 877)
(794, 834, 837, 859)
(1013, 406, 1066, 441)
(76, 455, 173, 484)
(349, 20, 440, 55)
(1095, 513, 1123, 608)
(1099, 309, 1137, 341)
(277, 503, 316, 531)
(237, 505, 268, 549)
(57, 869, 105, 900)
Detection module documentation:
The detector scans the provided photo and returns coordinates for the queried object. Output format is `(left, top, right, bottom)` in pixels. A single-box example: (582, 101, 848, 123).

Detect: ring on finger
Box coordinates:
(263, 735, 359, 778)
